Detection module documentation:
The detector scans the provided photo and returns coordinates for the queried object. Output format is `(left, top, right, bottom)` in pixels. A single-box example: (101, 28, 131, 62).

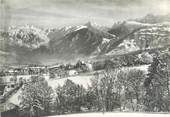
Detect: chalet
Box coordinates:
(68, 70, 78, 76)
(86, 61, 93, 71)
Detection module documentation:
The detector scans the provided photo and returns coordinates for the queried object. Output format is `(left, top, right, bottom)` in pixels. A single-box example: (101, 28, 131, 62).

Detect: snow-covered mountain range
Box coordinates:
(0, 14, 170, 64)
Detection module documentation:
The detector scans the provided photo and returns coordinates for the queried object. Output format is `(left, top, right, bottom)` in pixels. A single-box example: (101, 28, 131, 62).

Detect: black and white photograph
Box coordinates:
(0, 0, 170, 117)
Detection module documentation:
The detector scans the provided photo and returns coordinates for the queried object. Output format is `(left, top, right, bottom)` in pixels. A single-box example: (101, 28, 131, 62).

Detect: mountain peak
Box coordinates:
(84, 21, 92, 28)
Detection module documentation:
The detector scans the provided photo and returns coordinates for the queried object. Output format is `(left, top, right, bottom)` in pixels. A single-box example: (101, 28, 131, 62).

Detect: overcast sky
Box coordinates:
(0, 0, 170, 28)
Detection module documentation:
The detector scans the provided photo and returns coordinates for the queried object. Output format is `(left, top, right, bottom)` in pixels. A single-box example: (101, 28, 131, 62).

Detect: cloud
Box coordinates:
(3, 0, 167, 8)
(1, 0, 170, 28)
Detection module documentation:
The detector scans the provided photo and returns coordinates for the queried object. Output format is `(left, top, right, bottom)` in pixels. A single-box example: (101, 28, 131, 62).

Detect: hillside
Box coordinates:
(0, 14, 170, 64)
(1, 25, 49, 49)
(47, 22, 117, 59)
(106, 17, 170, 55)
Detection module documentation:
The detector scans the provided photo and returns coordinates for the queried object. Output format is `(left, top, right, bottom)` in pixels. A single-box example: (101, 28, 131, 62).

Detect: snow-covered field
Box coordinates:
(48, 65, 149, 90)
(8, 88, 22, 106)
(6, 65, 149, 107)
(48, 74, 94, 89)
(46, 112, 170, 117)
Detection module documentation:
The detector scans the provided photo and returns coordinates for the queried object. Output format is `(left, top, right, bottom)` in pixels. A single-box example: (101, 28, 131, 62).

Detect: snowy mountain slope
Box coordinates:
(133, 25, 170, 50)
(106, 16, 170, 56)
(1, 14, 170, 64)
(0, 22, 117, 64)
(47, 22, 117, 60)
(1, 25, 49, 49)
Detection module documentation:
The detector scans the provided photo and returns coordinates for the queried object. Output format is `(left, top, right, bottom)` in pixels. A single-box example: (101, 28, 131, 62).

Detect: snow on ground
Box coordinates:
(123, 65, 150, 73)
(74, 26, 87, 31)
(126, 21, 152, 27)
(8, 25, 49, 48)
(48, 74, 94, 89)
(118, 40, 139, 52)
(6, 65, 149, 107)
(46, 112, 170, 117)
(7, 88, 22, 106)
(48, 65, 149, 90)
(102, 38, 110, 44)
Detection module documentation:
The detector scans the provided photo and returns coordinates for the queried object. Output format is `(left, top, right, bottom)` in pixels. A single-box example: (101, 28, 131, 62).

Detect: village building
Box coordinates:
(68, 69, 78, 76)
